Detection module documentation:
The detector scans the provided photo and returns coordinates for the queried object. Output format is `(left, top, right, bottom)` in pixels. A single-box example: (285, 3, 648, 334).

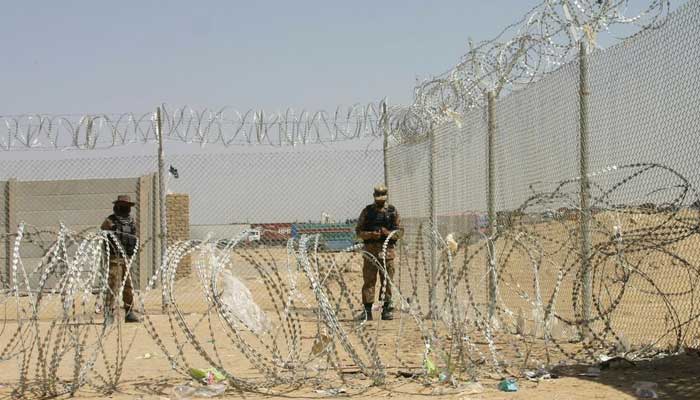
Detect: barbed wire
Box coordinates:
(0, 102, 395, 151)
(393, 0, 671, 138)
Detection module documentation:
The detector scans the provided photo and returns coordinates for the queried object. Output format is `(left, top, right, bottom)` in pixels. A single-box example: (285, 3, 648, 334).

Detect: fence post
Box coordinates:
(138, 175, 151, 291)
(382, 100, 389, 188)
(486, 91, 498, 324)
(4, 179, 16, 289)
(578, 41, 593, 335)
(428, 126, 438, 319)
(156, 107, 169, 308)
(151, 172, 159, 287)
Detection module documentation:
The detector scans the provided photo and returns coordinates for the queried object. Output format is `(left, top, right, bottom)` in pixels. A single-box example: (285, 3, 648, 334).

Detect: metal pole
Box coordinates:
(382, 100, 389, 188)
(578, 41, 592, 334)
(5, 179, 15, 289)
(486, 91, 498, 324)
(156, 107, 169, 307)
(428, 127, 438, 319)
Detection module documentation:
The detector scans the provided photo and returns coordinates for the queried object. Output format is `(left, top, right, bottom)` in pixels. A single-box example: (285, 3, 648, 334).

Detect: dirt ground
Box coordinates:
(1, 314, 699, 399)
(2, 210, 699, 399)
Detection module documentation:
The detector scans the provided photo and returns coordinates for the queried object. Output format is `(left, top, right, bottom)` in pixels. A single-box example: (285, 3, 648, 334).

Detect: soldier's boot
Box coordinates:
(381, 301, 394, 320)
(356, 303, 373, 321)
(124, 308, 142, 323)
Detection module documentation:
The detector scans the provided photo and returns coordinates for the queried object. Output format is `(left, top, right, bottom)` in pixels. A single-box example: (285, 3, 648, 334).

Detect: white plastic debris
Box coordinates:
(172, 383, 227, 399)
(193, 383, 227, 398)
(445, 233, 459, 254)
(219, 270, 270, 334)
(315, 387, 347, 396)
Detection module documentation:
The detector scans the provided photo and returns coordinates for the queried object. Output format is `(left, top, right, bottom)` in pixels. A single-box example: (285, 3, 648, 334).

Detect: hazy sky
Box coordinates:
(1, 1, 688, 116)
(0, 1, 573, 115)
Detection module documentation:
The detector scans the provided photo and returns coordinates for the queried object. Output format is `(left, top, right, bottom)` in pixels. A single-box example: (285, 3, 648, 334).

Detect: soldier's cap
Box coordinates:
(113, 195, 135, 206)
(373, 184, 388, 201)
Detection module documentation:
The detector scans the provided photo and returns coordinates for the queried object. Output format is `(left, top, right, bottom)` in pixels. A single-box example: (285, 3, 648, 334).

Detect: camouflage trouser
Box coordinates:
(106, 257, 134, 312)
(361, 250, 395, 305)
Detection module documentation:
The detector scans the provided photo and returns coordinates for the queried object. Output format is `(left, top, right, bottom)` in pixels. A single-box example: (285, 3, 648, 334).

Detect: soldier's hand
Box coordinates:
(101, 219, 114, 231)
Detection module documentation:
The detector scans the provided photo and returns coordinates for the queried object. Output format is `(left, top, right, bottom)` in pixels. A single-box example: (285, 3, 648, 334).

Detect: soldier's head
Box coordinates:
(373, 184, 388, 207)
(113, 195, 135, 217)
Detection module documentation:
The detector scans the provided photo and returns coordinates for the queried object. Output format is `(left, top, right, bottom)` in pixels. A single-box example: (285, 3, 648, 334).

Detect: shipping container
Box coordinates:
(292, 222, 357, 251)
(250, 223, 293, 245)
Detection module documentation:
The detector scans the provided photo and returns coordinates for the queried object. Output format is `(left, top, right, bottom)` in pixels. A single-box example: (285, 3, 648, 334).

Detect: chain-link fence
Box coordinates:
(388, 0, 700, 351)
(1, 1, 700, 398)
(0, 140, 383, 294)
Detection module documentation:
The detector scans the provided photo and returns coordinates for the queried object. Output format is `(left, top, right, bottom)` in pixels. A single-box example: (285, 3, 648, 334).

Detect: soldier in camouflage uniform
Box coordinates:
(355, 184, 401, 321)
(101, 195, 142, 323)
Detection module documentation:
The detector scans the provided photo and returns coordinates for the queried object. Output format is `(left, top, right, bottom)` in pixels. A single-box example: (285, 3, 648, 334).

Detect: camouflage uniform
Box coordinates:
(101, 195, 141, 323)
(356, 185, 401, 320)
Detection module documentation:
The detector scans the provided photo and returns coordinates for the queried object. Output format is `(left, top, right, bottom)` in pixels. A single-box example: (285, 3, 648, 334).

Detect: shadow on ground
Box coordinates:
(554, 351, 700, 399)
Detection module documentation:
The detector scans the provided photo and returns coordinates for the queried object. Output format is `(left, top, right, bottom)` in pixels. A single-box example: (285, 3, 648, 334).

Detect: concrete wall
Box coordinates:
(11, 178, 140, 289)
(0, 175, 191, 290)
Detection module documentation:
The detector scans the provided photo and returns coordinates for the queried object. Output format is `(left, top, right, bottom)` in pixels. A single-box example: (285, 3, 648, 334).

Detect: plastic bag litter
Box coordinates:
(173, 385, 197, 399)
(172, 383, 226, 399)
(219, 270, 270, 333)
(189, 367, 226, 384)
(524, 368, 559, 381)
(438, 371, 450, 383)
(193, 384, 226, 398)
(498, 378, 518, 392)
(314, 388, 347, 396)
(424, 355, 438, 377)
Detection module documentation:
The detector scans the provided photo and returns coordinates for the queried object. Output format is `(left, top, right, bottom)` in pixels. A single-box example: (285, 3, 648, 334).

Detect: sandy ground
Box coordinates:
(1, 210, 699, 399)
(1, 314, 699, 399)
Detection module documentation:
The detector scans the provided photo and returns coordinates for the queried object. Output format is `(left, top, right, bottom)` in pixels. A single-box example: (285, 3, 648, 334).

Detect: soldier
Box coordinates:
(101, 195, 142, 323)
(355, 184, 401, 321)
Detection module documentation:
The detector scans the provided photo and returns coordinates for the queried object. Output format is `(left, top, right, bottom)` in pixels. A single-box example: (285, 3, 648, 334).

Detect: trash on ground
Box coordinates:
(192, 383, 227, 398)
(438, 371, 450, 383)
(315, 387, 347, 396)
(424, 356, 438, 377)
(524, 367, 559, 381)
(188, 367, 226, 384)
(172, 385, 197, 400)
(633, 381, 659, 399)
(445, 233, 459, 254)
(600, 356, 635, 370)
(219, 270, 270, 333)
(498, 378, 518, 392)
(172, 382, 227, 399)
